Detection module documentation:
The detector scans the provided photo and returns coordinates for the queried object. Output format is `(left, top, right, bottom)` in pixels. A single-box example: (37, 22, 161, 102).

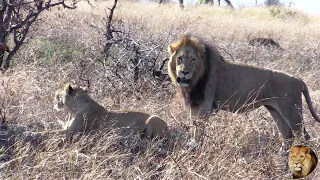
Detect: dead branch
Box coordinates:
(103, 0, 118, 55)
(0, 0, 77, 71)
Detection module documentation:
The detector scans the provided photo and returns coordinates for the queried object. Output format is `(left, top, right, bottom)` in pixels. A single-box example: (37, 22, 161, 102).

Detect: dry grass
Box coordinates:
(0, 1, 320, 179)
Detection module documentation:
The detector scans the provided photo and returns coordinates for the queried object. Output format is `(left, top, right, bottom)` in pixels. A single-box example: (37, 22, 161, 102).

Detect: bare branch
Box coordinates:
(9, 1, 73, 32)
(106, 0, 117, 40)
(0, 0, 77, 70)
(103, 0, 118, 55)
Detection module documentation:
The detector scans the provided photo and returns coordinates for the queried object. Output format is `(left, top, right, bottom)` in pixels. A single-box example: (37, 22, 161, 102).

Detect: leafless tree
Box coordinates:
(159, 0, 183, 8)
(104, 0, 117, 56)
(205, 0, 214, 4)
(104, 0, 170, 85)
(224, 0, 234, 8)
(208, 0, 234, 8)
(216, 0, 234, 8)
(264, 0, 281, 6)
(178, 0, 183, 8)
(289, 1, 295, 8)
(0, 0, 76, 71)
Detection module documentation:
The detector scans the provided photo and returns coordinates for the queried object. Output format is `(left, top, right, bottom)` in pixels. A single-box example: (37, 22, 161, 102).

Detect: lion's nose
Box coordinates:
(295, 162, 298, 165)
(181, 71, 188, 75)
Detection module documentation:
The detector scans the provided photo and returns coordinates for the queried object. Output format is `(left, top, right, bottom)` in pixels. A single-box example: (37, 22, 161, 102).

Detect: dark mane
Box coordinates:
(183, 42, 222, 108)
(188, 44, 211, 107)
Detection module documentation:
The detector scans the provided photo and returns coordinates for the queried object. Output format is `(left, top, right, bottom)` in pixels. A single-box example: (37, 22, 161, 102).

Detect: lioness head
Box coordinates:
(167, 35, 206, 88)
(288, 145, 316, 178)
(54, 83, 83, 111)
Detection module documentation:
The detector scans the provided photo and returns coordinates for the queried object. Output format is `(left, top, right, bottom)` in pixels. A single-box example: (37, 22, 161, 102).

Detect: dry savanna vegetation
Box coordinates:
(0, 0, 320, 179)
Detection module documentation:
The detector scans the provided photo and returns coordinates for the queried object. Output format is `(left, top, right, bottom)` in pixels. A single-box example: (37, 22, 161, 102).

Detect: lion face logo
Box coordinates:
(288, 145, 318, 179)
(289, 147, 309, 171)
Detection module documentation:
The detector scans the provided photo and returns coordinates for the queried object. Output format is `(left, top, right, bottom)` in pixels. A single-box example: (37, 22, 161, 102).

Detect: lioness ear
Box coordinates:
(168, 45, 176, 55)
(64, 83, 73, 94)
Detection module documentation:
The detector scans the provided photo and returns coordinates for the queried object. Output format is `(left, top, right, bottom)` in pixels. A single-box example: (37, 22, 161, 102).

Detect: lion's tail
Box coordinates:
(301, 79, 320, 122)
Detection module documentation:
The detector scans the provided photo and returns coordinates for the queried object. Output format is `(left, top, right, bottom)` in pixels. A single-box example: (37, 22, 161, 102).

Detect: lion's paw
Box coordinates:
(186, 138, 199, 151)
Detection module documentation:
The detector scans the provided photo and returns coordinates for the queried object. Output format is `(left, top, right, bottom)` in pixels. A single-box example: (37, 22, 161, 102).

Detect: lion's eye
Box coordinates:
(300, 156, 304, 158)
(177, 56, 182, 62)
(191, 58, 196, 63)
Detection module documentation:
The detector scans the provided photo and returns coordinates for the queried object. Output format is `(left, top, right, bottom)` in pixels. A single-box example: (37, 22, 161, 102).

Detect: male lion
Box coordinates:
(288, 145, 318, 178)
(167, 34, 320, 142)
(54, 83, 169, 139)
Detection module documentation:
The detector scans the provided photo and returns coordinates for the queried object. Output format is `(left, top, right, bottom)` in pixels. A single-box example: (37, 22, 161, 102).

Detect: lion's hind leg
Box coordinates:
(266, 105, 293, 140)
(188, 106, 208, 149)
(145, 115, 169, 139)
(274, 100, 309, 140)
(266, 105, 294, 155)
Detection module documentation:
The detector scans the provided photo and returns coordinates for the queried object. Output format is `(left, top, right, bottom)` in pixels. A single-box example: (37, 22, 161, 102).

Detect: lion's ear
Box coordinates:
(64, 83, 73, 94)
(288, 149, 293, 154)
(168, 45, 176, 55)
(305, 147, 311, 154)
(288, 147, 295, 154)
(80, 85, 89, 93)
(197, 51, 205, 61)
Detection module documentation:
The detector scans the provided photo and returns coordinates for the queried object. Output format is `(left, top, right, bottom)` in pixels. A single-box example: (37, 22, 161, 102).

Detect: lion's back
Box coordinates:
(109, 112, 169, 138)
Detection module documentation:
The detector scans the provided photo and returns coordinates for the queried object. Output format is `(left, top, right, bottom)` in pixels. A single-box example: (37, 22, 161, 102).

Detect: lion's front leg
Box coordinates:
(188, 99, 215, 148)
(63, 115, 74, 130)
(189, 101, 213, 118)
(188, 116, 209, 149)
(198, 78, 217, 118)
(188, 105, 210, 149)
(198, 100, 215, 118)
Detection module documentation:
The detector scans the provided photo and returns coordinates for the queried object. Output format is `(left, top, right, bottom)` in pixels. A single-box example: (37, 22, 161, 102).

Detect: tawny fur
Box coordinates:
(167, 34, 320, 141)
(288, 145, 318, 178)
(54, 83, 169, 139)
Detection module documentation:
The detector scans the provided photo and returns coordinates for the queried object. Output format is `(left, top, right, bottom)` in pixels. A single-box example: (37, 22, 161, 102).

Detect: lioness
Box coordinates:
(167, 34, 320, 142)
(54, 83, 169, 139)
(288, 145, 318, 178)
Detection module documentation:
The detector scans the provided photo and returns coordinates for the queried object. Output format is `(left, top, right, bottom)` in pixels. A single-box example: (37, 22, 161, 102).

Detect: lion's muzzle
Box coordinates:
(293, 162, 302, 171)
(176, 77, 191, 87)
(54, 104, 63, 111)
(176, 68, 192, 87)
